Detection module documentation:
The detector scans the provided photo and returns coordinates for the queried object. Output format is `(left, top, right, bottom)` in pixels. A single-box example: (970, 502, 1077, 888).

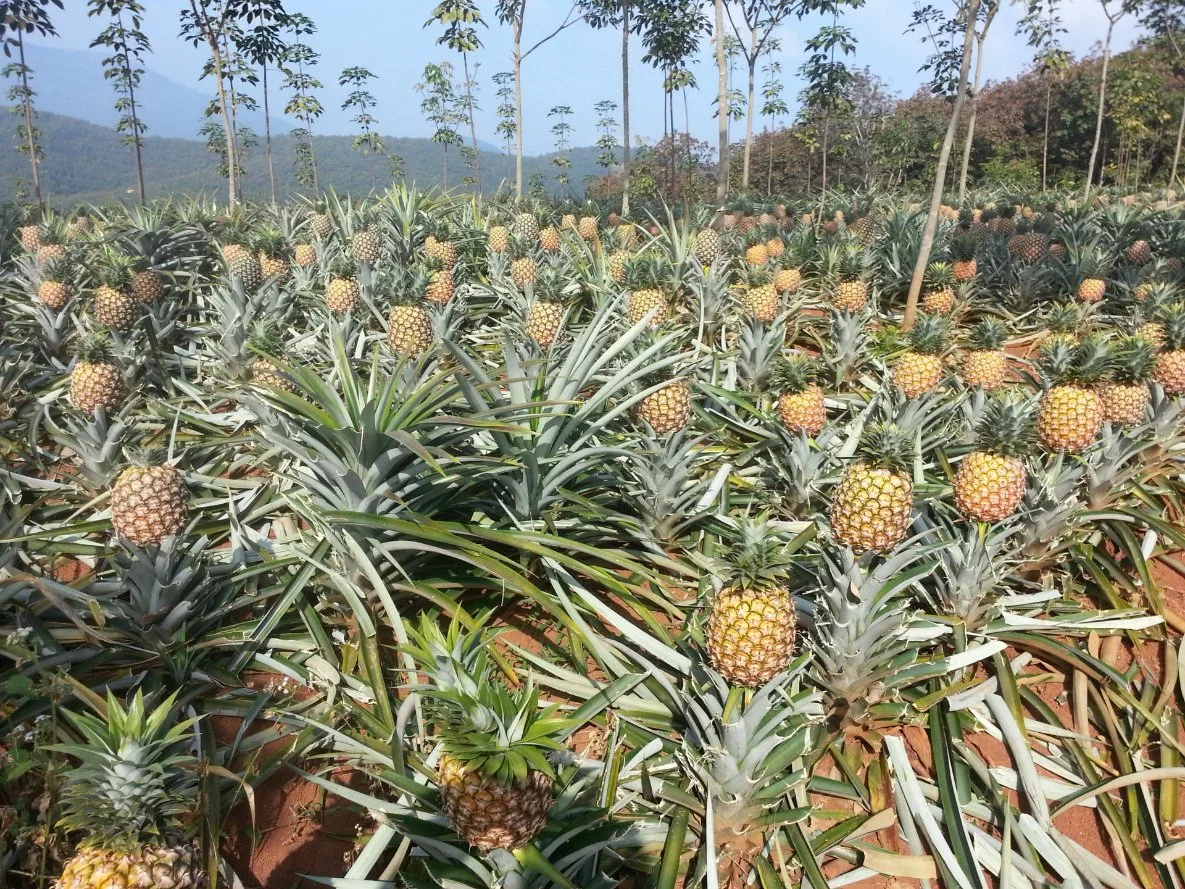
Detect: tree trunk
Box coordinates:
(668, 86, 676, 199)
(742, 39, 756, 190)
(903, 0, 981, 332)
(263, 63, 276, 204)
(222, 28, 242, 203)
(957, 31, 988, 204)
(1084, 17, 1116, 201)
(822, 119, 830, 193)
(463, 51, 482, 195)
(16, 32, 43, 215)
(117, 12, 147, 205)
(714, 0, 728, 203)
(1042, 75, 1052, 192)
(513, 19, 524, 199)
(1171, 90, 1185, 188)
(683, 86, 692, 213)
(767, 129, 773, 196)
(621, 3, 631, 217)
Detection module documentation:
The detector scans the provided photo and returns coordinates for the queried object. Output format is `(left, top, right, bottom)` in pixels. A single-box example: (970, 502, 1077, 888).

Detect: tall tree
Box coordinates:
(594, 98, 620, 184)
(956, 0, 1001, 203)
(181, 0, 241, 205)
(280, 24, 323, 192)
(714, 0, 729, 201)
(1, 0, 61, 215)
(416, 61, 464, 187)
(1084, 0, 1138, 200)
(903, 0, 981, 331)
(549, 104, 573, 194)
(759, 53, 789, 195)
(798, 10, 858, 193)
(88, 0, 150, 205)
(199, 44, 257, 199)
(1142, 0, 1184, 186)
(235, 0, 290, 204)
(494, 1, 584, 198)
(340, 66, 386, 191)
(427, 0, 485, 195)
(1019, 0, 1068, 192)
(492, 70, 516, 182)
(581, 0, 636, 216)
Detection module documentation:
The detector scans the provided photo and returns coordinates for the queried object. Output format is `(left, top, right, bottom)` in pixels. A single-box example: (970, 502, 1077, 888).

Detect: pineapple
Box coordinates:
(705, 516, 798, 687)
(70, 334, 123, 415)
(404, 617, 570, 852)
(1036, 337, 1108, 452)
(1126, 238, 1152, 265)
(38, 258, 73, 310)
(388, 267, 434, 358)
(1074, 247, 1109, 302)
(51, 692, 205, 889)
(18, 222, 41, 252)
(538, 224, 561, 252)
(488, 224, 510, 254)
(892, 314, 948, 397)
(67, 212, 95, 239)
(561, 212, 577, 231)
(1098, 335, 1153, 424)
(951, 234, 978, 283)
(111, 451, 189, 545)
(37, 220, 69, 265)
(351, 221, 382, 265)
(1048, 239, 1067, 262)
(255, 228, 291, 284)
(773, 265, 802, 294)
(637, 372, 692, 434)
(1153, 301, 1185, 395)
(960, 318, 1009, 390)
(921, 262, 956, 315)
(248, 322, 296, 393)
(325, 256, 361, 314)
(830, 244, 872, 312)
(92, 255, 138, 332)
(743, 229, 770, 266)
(694, 228, 721, 266)
(954, 395, 1034, 522)
(607, 249, 629, 284)
(509, 238, 539, 288)
(226, 240, 263, 292)
(738, 267, 779, 322)
(772, 353, 825, 435)
(293, 242, 317, 268)
(427, 263, 457, 304)
(617, 220, 637, 249)
(310, 208, 333, 240)
(525, 299, 565, 347)
(625, 254, 671, 327)
(511, 211, 540, 242)
(830, 423, 914, 553)
(577, 215, 598, 240)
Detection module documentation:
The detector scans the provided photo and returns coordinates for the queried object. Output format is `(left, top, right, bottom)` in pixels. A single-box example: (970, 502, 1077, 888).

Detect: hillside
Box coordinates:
(0, 111, 609, 205)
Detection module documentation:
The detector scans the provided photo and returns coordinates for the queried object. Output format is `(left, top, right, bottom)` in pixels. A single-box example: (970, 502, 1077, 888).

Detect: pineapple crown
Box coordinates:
(1074, 245, 1110, 279)
(771, 352, 819, 395)
(905, 314, 949, 355)
(1108, 334, 1156, 383)
(972, 394, 1036, 458)
(837, 243, 872, 282)
(388, 264, 430, 306)
(247, 319, 286, 358)
(255, 227, 289, 259)
(1038, 335, 1111, 386)
(966, 318, 1008, 351)
(327, 252, 358, 280)
(95, 252, 135, 290)
(121, 445, 171, 470)
(625, 252, 668, 292)
(856, 422, 913, 472)
(76, 331, 115, 364)
(404, 615, 576, 783)
(924, 262, 955, 289)
(1042, 301, 1081, 335)
(715, 514, 802, 591)
(40, 256, 72, 283)
(1156, 301, 1185, 351)
(38, 216, 69, 246)
(50, 691, 199, 852)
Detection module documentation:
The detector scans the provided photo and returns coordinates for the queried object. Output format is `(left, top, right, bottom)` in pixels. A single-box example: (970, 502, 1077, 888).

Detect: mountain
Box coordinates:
(20, 43, 290, 140)
(0, 111, 609, 205)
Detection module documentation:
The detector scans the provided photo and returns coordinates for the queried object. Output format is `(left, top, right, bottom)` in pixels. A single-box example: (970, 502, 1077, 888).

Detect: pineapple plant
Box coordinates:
(951, 234, 978, 282)
(351, 216, 382, 264)
(248, 322, 296, 393)
(111, 451, 189, 545)
(637, 369, 692, 434)
(830, 244, 872, 312)
(404, 618, 569, 852)
(509, 239, 539, 288)
(38, 258, 73, 310)
(830, 423, 914, 553)
(51, 692, 205, 889)
(577, 214, 598, 240)
(256, 228, 291, 284)
(705, 516, 799, 687)
(1041, 302, 1083, 349)
(388, 268, 434, 358)
(1099, 335, 1153, 424)
(325, 256, 361, 314)
(892, 314, 948, 398)
(310, 205, 333, 239)
(427, 261, 457, 304)
(954, 395, 1034, 522)
(511, 210, 540, 242)
(70, 334, 123, 415)
(538, 224, 561, 252)
(1074, 247, 1109, 302)
(625, 254, 671, 327)
(1153, 301, 1185, 395)
(92, 254, 138, 332)
(921, 262, 956, 315)
(960, 318, 1009, 390)
(226, 239, 263, 292)
(772, 353, 826, 435)
(523, 263, 569, 347)
(488, 223, 510, 254)
(693, 228, 722, 266)
(1036, 337, 1108, 452)
(37, 219, 69, 265)
(738, 266, 779, 323)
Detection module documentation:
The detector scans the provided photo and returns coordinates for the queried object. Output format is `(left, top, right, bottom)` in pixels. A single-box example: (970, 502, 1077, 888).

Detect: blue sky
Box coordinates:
(33, 1, 1142, 155)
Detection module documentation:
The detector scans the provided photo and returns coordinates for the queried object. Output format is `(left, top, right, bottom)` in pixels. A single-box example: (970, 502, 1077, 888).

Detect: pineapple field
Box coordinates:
(2, 185, 1185, 889)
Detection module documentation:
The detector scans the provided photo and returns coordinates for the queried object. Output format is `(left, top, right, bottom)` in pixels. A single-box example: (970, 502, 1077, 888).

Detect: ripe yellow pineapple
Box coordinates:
(427, 266, 456, 304)
(488, 224, 510, 254)
(892, 315, 948, 398)
(954, 395, 1034, 522)
(693, 228, 721, 266)
(18, 222, 41, 252)
(921, 262, 956, 315)
(561, 212, 577, 231)
(773, 266, 802, 294)
(744, 232, 769, 266)
(1098, 335, 1153, 425)
(351, 223, 382, 264)
(52, 692, 205, 889)
(1153, 302, 1185, 395)
(705, 517, 798, 687)
(637, 378, 692, 434)
(310, 210, 333, 240)
(37, 223, 69, 265)
(1036, 338, 1107, 452)
(509, 243, 539, 287)
(326, 257, 361, 314)
(255, 229, 291, 284)
(1074, 247, 1109, 302)
(577, 215, 598, 240)
(607, 249, 629, 284)
(951, 235, 978, 283)
(830, 423, 914, 553)
(131, 267, 165, 303)
(772, 354, 826, 435)
(38, 258, 72, 310)
(293, 243, 317, 267)
(960, 319, 1009, 390)
(625, 254, 671, 327)
(539, 225, 561, 252)
(111, 453, 188, 545)
(738, 268, 778, 322)
(70, 335, 122, 415)
(511, 211, 540, 242)
(93, 254, 138, 332)
(829, 244, 872, 312)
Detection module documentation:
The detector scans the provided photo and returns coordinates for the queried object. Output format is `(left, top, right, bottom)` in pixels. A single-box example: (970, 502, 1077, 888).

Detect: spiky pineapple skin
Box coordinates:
(293, 244, 317, 268)
(18, 224, 40, 252)
(1097, 383, 1149, 425)
(1126, 240, 1151, 265)
(637, 381, 691, 433)
(258, 253, 289, 284)
(1038, 385, 1102, 452)
(1077, 278, 1106, 303)
(774, 267, 802, 294)
(740, 284, 778, 322)
(693, 229, 720, 265)
(833, 281, 869, 313)
(526, 301, 564, 346)
(539, 226, 561, 252)
(511, 213, 540, 242)
(706, 587, 796, 688)
(777, 386, 826, 435)
(608, 251, 629, 284)
(953, 453, 1026, 522)
(427, 269, 456, 304)
(131, 269, 165, 303)
(388, 305, 433, 357)
(111, 465, 188, 546)
(38, 279, 71, 310)
(488, 225, 509, 254)
(1154, 351, 1185, 395)
(961, 350, 1006, 390)
(830, 463, 913, 553)
(744, 243, 769, 266)
(228, 253, 262, 292)
(250, 359, 296, 393)
(510, 257, 537, 288)
(921, 287, 954, 315)
(352, 228, 382, 264)
(54, 843, 206, 889)
(94, 286, 137, 331)
(438, 755, 553, 852)
(952, 258, 977, 282)
(310, 213, 333, 240)
(326, 277, 360, 314)
(71, 362, 122, 415)
(38, 244, 67, 265)
(893, 353, 944, 397)
(627, 289, 669, 327)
